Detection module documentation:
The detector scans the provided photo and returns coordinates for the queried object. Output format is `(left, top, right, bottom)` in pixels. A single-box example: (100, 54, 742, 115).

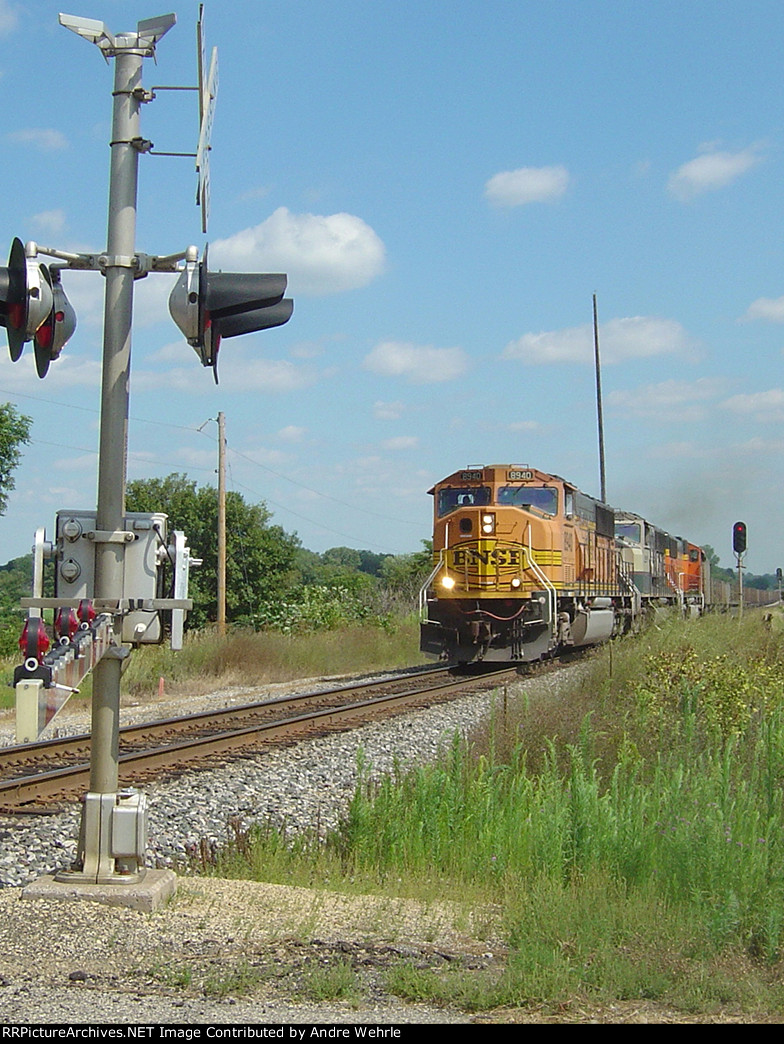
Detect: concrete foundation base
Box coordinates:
(20, 868, 177, 913)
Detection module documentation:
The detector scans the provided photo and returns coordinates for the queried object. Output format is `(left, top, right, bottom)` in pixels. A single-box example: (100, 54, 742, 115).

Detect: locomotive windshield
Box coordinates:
(616, 522, 642, 545)
(497, 485, 558, 516)
(437, 486, 492, 517)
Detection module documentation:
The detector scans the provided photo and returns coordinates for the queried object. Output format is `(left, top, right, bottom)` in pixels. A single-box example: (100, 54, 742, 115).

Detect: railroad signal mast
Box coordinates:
(733, 521, 747, 618)
(5, 9, 293, 893)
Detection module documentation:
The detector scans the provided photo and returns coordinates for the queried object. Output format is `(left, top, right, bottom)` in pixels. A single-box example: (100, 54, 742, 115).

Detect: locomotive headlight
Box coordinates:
(441, 575, 455, 590)
(511, 577, 521, 589)
(481, 512, 496, 534)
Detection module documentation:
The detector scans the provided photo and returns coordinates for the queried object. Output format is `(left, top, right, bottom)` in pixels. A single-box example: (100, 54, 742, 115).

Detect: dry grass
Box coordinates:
(120, 618, 426, 699)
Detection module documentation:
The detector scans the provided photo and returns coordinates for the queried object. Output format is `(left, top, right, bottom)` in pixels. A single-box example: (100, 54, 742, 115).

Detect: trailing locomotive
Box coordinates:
(419, 464, 724, 666)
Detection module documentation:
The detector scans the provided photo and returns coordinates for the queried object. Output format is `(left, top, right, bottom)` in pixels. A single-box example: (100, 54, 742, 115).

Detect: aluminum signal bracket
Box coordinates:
(14, 612, 114, 743)
(171, 530, 201, 651)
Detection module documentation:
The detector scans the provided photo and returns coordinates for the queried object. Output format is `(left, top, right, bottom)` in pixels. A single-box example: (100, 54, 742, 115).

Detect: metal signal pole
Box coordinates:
(60, 14, 176, 884)
(217, 411, 227, 636)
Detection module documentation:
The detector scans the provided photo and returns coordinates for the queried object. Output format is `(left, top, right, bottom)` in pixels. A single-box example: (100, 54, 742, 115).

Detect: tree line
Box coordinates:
(0, 472, 433, 647)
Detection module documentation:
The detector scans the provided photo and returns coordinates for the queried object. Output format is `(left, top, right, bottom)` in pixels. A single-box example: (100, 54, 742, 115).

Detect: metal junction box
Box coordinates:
(54, 510, 167, 643)
(111, 789, 149, 861)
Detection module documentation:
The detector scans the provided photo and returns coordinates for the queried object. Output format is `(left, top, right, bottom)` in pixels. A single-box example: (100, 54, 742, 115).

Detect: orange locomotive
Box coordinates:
(419, 464, 709, 665)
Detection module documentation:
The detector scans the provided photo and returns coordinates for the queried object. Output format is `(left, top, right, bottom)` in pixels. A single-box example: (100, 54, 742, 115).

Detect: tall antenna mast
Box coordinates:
(593, 293, 607, 503)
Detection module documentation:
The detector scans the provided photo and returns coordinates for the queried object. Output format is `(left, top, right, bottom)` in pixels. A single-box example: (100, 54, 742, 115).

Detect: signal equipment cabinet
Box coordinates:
(54, 510, 168, 644)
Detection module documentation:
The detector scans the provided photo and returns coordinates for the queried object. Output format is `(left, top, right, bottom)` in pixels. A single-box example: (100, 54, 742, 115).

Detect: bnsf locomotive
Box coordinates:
(419, 464, 730, 665)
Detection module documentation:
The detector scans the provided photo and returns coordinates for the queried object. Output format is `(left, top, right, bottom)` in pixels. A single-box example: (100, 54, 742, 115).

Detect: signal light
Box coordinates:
(733, 521, 747, 555)
(54, 607, 80, 644)
(18, 617, 50, 664)
(0, 238, 76, 374)
(168, 247, 293, 383)
(33, 269, 76, 378)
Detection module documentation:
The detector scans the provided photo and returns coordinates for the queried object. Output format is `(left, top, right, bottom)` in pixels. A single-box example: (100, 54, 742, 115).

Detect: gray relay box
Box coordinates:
(54, 510, 167, 643)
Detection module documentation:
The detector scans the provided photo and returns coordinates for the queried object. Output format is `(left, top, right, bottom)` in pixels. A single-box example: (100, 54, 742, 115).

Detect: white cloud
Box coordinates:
(58, 271, 104, 331)
(211, 206, 386, 296)
(667, 145, 763, 202)
(503, 316, 695, 365)
(648, 441, 708, 460)
(744, 295, 784, 322)
(373, 400, 405, 420)
(382, 435, 419, 451)
(363, 341, 469, 383)
(731, 436, 784, 455)
(721, 389, 784, 422)
(133, 273, 177, 328)
(48, 454, 96, 474)
(0, 2, 18, 35)
(233, 445, 290, 467)
(7, 128, 68, 151)
(133, 349, 321, 395)
(289, 340, 327, 360)
(608, 377, 727, 418)
(276, 425, 306, 442)
(0, 352, 101, 389)
(32, 210, 66, 236)
(485, 165, 569, 207)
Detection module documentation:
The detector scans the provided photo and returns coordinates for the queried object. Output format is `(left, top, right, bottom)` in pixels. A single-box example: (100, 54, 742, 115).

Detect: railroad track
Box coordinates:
(0, 664, 520, 810)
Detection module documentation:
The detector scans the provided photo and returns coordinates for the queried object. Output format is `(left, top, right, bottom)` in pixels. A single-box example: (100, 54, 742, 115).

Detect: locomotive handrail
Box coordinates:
(524, 525, 557, 640)
(617, 559, 642, 618)
(418, 551, 447, 621)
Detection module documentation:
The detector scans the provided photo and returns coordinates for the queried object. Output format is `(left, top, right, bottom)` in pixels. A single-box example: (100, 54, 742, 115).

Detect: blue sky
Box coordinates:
(0, 0, 782, 573)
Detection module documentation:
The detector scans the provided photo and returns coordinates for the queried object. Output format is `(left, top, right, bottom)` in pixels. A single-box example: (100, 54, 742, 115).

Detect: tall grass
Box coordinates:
(330, 720, 784, 953)
(200, 611, 784, 1011)
(121, 617, 423, 698)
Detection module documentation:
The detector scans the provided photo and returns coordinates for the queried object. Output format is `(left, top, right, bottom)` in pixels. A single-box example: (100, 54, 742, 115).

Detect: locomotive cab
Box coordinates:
(420, 465, 623, 665)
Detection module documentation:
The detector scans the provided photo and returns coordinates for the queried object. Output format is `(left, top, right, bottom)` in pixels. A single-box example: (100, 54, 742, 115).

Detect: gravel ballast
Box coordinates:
(0, 671, 528, 886)
(0, 669, 532, 1024)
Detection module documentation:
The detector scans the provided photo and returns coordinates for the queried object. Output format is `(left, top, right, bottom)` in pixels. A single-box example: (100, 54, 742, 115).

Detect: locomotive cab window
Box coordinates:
(497, 485, 558, 516)
(616, 522, 642, 545)
(437, 486, 492, 517)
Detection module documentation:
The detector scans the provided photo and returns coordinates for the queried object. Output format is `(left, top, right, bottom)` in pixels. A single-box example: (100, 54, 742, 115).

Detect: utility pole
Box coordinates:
(217, 411, 227, 636)
(593, 294, 607, 504)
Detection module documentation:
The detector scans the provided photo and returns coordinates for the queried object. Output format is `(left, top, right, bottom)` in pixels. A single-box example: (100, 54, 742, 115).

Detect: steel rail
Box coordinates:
(0, 665, 519, 808)
(0, 665, 457, 769)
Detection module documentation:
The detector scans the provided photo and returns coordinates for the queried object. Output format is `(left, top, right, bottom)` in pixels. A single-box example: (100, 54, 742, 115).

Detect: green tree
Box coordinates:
(0, 403, 31, 515)
(379, 541, 433, 606)
(322, 546, 363, 572)
(126, 473, 300, 627)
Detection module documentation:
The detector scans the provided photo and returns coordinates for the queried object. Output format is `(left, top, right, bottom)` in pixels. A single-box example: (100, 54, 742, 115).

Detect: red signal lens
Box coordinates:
(18, 618, 50, 662)
(54, 607, 79, 642)
(35, 322, 53, 349)
(8, 301, 24, 330)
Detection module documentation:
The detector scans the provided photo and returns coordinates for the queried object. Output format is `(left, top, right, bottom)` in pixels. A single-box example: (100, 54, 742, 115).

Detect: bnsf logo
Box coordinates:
(452, 546, 522, 568)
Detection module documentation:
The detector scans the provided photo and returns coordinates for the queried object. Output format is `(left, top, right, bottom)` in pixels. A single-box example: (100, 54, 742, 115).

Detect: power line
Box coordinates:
(226, 465, 413, 555)
(1, 385, 425, 540)
(223, 443, 421, 527)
